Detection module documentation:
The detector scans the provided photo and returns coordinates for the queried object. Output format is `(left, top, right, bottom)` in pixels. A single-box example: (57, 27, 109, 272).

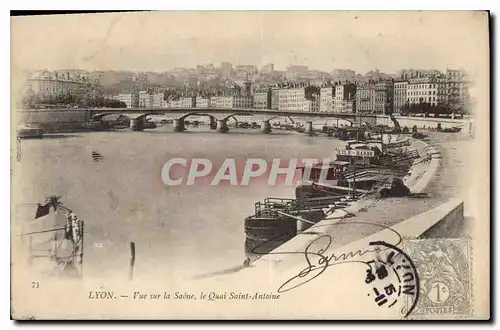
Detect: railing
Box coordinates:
(86, 107, 379, 117)
(379, 150, 420, 168)
(254, 196, 349, 216)
(295, 196, 347, 209)
(254, 197, 296, 216)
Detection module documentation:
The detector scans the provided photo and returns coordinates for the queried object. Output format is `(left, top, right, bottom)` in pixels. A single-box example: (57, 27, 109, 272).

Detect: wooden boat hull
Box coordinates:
(17, 127, 44, 138)
(244, 213, 297, 256)
(244, 214, 297, 241)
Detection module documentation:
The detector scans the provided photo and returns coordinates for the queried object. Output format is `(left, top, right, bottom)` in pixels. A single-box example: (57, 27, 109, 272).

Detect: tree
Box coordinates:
(20, 91, 41, 108)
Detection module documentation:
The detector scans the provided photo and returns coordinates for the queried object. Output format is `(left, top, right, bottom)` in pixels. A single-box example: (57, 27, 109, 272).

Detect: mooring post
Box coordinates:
(129, 241, 136, 280)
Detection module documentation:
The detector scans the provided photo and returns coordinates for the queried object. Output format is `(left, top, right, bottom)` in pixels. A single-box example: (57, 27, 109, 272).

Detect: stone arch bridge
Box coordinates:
(90, 108, 375, 134)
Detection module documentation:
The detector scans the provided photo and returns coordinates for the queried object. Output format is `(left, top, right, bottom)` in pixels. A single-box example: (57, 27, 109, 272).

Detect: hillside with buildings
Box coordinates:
(19, 63, 472, 116)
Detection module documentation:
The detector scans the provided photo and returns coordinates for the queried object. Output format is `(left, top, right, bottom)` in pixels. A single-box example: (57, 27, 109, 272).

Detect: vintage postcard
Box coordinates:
(10, 11, 490, 320)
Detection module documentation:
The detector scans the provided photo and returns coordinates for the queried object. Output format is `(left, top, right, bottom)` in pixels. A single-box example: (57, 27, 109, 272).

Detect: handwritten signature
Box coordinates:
(249, 221, 402, 293)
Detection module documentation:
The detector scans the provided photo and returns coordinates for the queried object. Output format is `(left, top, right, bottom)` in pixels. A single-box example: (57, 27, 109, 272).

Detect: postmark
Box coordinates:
(365, 241, 420, 318)
(403, 238, 472, 318)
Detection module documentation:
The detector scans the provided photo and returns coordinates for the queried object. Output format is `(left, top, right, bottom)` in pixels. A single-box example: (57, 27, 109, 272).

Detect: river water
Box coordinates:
(15, 122, 348, 280)
(14, 119, 473, 281)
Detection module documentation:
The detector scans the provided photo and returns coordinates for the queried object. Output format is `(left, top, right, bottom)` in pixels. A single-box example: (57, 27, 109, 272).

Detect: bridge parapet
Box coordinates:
(86, 108, 389, 133)
(89, 107, 370, 121)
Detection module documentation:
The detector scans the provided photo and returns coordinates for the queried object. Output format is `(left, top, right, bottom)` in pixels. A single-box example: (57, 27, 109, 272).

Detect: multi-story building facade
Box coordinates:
(214, 96, 232, 109)
(180, 96, 195, 108)
(253, 90, 271, 109)
(138, 91, 152, 108)
(397, 69, 441, 80)
(446, 68, 469, 111)
(278, 88, 306, 111)
(196, 96, 210, 108)
(355, 83, 376, 114)
(277, 87, 320, 112)
(374, 80, 394, 115)
(334, 83, 356, 113)
(25, 71, 96, 100)
(210, 96, 252, 109)
(393, 81, 408, 113)
(446, 68, 463, 82)
(407, 77, 447, 107)
(209, 97, 218, 108)
(271, 88, 279, 110)
(168, 99, 181, 108)
(232, 96, 253, 109)
(459, 82, 471, 109)
(319, 86, 335, 112)
(303, 97, 320, 112)
(152, 93, 164, 108)
(118, 93, 139, 108)
(334, 85, 344, 113)
(402, 68, 469, 112)
(167, 96, 196, 108)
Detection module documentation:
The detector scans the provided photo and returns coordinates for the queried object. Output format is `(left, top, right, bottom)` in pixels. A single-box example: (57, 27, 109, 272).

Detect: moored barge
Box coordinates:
(243, 135, 421, 259)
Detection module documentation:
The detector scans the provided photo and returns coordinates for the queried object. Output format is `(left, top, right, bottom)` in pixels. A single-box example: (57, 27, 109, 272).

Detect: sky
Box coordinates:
(11, 11, 489, 76)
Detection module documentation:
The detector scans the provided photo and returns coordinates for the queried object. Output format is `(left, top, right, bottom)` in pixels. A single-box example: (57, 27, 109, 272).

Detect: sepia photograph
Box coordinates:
(10, 10, 490, 320)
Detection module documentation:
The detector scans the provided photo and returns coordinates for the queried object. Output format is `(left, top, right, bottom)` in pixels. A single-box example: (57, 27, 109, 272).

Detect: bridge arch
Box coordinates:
(263, 115, 290, 123)
(221, 112, 254, 121)
(92, 112, 156, 121)
(92, 112, 119, 121)
(179, 112, 219, 122)
(260, 115, 354, 126)
(91, 108, 360, 127)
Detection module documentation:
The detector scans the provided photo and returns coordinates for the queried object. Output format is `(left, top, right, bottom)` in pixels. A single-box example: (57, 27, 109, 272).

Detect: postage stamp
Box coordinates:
(404, 238, 472, 318)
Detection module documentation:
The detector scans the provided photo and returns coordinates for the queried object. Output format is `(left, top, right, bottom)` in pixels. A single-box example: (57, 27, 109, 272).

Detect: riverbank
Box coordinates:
(246, 134, 446, 267)
(322, 136, 438, 220)
(421, 131, 475, 236)
(376, 114, 473, 136)
(189, 133, 464, 313)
